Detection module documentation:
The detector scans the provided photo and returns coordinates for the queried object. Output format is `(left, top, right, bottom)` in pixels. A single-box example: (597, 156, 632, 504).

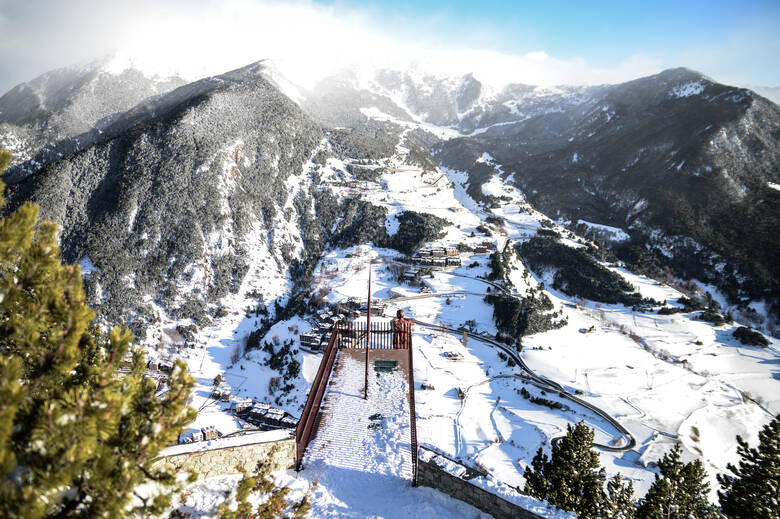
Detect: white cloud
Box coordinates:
(404, 48, 663, 88)
(0, 0, 666, 92)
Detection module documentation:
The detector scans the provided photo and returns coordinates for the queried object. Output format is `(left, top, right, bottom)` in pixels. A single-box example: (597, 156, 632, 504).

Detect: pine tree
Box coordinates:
(217, 448, 312, 519)
(603, 474, 636, 519)
(637, 444, 718, 519)
(524, 447, 551, 500)
(0, 149, 10, 204)
(523, 421, 606, 519)
(0, 149, 197, 518)
(718, 414, 780, 519)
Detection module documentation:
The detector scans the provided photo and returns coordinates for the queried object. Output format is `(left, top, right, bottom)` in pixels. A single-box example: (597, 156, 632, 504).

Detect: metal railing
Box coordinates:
(295, 324, 340, 469)
(336, 320, 412, 350)
(295, 319, 419, 486)
(406, 323, 419, 486)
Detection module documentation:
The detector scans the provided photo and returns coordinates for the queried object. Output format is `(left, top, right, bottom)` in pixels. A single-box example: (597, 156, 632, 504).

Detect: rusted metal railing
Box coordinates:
(295, 324, 340, 469)
(406, 322, 419, 486)
(296, 319, 419, 486)
(336, 320, 416, 349)
(336, 320, 394, 349)
(365, 269, 372, 399)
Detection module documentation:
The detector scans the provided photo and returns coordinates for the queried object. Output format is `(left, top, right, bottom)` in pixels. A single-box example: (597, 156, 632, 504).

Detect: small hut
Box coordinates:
(178, 427, 204, 444)
(201, 425, 219, 441)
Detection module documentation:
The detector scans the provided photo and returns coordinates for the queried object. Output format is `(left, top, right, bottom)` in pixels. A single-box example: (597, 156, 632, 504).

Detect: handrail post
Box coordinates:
(407, 322, 418, 486)
(365, 266, 371, 399)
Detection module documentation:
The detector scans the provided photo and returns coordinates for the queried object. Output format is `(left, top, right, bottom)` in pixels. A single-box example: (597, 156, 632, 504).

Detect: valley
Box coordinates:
(150, 116, 776, 516)
(1, 59, 777, 518)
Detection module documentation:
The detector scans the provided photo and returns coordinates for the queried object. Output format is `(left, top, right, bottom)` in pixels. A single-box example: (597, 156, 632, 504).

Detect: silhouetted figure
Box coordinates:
(392, 309, 413, 349)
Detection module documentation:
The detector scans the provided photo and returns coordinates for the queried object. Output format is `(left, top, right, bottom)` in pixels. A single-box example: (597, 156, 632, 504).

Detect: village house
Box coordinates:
(201, 425, 219, 441)
(230, 398, 253, 414)
(177, 427, 204, 444)
(412, 245, 462, 267)
(299, 332, 322, 350)
(243, 402, 296, 429)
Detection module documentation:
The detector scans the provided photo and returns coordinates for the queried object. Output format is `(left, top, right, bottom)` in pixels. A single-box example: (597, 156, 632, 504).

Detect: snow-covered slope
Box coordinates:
(3, 59, 778, 516)
(293, 66, 780, 322)
(0, 57, 186, 176)
(165, 110, 776, 515)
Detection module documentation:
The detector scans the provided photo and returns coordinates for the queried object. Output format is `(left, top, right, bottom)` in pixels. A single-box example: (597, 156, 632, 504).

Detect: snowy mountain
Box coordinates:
(293, 67, 780, 319)
(3, 61, 329, 336)
(1, 59, 778, 516)
(5, 60, 778, 325)
(0, 58, 186, 178)
(437, 68, 780, 315)
(1, 61, 450, 341)
(297, 66, 601, 136)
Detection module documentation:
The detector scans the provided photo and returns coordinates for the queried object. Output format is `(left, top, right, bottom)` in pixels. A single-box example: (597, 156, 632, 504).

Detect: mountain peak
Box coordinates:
(217, 60, 268, 82)
(655, 66, 708, 81)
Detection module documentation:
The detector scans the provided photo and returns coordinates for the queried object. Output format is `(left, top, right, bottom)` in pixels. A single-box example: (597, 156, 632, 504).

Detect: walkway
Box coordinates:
(298, 350, 486, 517)
(303, 349, 412, 477)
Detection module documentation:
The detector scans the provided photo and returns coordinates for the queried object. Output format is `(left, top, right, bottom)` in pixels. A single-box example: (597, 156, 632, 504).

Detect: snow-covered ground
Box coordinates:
(499, 256, 777, 499)
(174, 352, 492, 518)
(156, 111, 777, 516)
(302, 125, 776, 504)
(298, 352, 490, 517)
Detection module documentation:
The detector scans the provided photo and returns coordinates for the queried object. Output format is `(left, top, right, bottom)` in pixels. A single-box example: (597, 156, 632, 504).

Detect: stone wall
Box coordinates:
(154, 432, 296, 480)
(418, 458, 545, 519)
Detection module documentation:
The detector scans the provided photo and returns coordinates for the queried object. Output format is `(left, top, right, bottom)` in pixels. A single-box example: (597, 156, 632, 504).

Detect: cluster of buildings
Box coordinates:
(407, 241, 497, 267)
(399, 269, 422, 283)
(147, 356, 175, 373)
(473, 241, 498, 254)
(411, 246, 462, 267)
(178, 425, 221, 444)
(177, 400, 298, 445)
(210, 384, 232, 402)
(358, 298, 387, 317)
(240, 402, 298, 429)
(299, 308, 348, 351)
(121, 352, 175, 391)
(143, 325, 304, 448)
(405, 240, 498, 268)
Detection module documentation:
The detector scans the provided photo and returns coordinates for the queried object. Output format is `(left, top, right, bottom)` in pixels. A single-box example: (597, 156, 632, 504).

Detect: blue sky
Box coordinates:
(0, 0, 778, 91)
(315, 0, 780, 86)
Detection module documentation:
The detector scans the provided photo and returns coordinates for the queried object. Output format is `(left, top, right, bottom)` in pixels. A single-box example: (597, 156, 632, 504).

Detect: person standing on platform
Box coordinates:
(392, 309, 413, 349)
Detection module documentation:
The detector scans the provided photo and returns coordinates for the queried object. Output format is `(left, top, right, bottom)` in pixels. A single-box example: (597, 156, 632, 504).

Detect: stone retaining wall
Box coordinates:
(418, 458, 544, 519)
(154, 434, 296, 479)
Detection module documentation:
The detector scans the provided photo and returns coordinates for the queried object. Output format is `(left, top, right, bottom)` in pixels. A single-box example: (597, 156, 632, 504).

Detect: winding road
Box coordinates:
(379, 268, 637, 452)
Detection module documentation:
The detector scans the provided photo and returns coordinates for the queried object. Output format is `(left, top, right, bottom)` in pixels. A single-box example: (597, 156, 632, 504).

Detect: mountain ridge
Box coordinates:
(2, 60, 778, 329)
(4, 61, 328, 335)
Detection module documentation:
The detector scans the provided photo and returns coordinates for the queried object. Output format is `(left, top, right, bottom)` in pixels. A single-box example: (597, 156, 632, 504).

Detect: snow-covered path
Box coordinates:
(304, 352, 413, 478)
(296, 352, 488, 518)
